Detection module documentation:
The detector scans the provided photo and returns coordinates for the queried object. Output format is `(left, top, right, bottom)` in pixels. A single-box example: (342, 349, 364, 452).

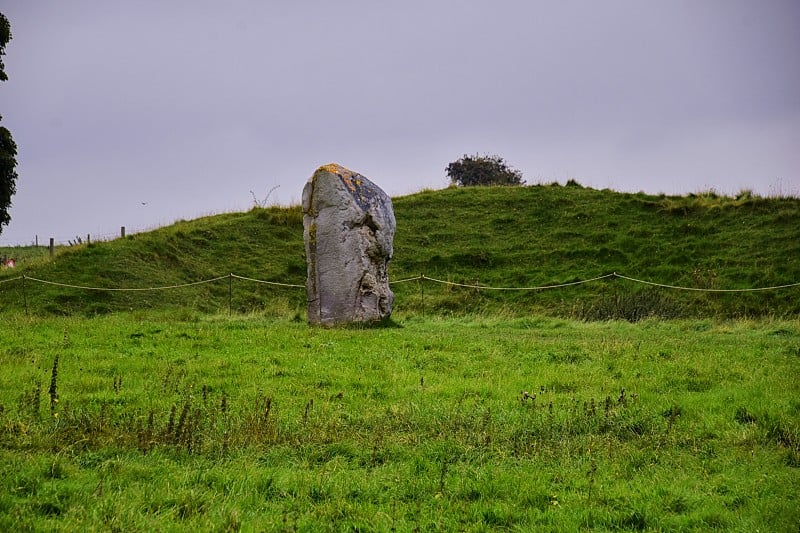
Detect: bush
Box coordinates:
(446, 154, 524, 187)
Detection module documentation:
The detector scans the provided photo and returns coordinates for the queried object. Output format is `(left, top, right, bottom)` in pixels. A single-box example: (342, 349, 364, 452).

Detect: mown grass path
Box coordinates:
(1, 313, 798, 530)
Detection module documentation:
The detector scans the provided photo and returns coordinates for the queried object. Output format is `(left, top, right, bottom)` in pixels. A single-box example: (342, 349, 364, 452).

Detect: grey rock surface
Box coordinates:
(302, 163, 395, 326)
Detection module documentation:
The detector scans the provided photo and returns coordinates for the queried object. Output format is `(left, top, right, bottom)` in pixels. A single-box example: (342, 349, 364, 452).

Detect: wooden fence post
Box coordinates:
(420, 274, 425, 318)
(22, 274, 28, 316)
(121, 226, 126, 238)
(49, 238, 54, 257)
(229, 273, 233, 315)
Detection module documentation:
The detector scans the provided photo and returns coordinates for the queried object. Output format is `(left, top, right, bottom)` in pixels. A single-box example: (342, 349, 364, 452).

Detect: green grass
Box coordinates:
(2, 184, 799, 318)
(1, 312, 798, 530)
(1, 184, 798, 528)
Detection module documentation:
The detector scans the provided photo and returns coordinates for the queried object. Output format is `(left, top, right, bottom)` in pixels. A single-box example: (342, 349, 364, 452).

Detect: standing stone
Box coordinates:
(302, 163, 395, 326)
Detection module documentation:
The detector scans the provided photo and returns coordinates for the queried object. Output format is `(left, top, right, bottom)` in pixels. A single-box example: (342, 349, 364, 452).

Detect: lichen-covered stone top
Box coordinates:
(313, 163, 388, 213)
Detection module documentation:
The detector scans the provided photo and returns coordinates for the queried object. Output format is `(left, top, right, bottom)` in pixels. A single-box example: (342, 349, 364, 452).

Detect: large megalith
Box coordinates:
(302, 163, 395, 326)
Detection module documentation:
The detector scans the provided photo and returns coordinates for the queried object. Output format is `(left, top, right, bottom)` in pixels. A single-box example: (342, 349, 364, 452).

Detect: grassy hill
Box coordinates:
(1, 183, 799, 318)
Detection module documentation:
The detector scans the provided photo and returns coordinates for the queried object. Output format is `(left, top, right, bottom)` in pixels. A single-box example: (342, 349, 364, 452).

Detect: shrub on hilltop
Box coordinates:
(446, 154, 525, 187)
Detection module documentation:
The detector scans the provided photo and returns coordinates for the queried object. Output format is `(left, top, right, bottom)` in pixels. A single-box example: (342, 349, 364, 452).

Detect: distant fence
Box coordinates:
(1, 272, 799, 316)
(0, 227, 133, 257)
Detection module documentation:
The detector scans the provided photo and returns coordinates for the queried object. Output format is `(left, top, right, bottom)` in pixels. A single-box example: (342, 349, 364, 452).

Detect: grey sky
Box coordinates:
(1, 1, 798, 245)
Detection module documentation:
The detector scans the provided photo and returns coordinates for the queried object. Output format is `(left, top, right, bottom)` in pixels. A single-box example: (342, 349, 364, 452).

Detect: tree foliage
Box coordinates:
(446, 154, 524, 187)
(0, 12, 10, 82)
(0, 12, 18, 232)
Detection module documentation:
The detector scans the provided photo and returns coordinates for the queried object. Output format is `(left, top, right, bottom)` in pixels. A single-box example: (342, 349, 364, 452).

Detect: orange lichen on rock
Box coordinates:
(317, 163, 364, 195)
(318, 163, 348, 176)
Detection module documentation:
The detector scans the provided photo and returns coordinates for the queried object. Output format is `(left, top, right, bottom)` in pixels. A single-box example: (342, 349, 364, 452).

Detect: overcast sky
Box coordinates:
(1, 1, 798, 245)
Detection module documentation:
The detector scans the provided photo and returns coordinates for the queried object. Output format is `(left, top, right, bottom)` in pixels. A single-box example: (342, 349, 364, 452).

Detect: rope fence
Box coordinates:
(1, 271, 798, 317)
(4, 272, 799, 293)
(230, 273, 305, 288)
(416, 273, 618, 291)
(21, 274, 232, 292)
(611, 273, 800, 293)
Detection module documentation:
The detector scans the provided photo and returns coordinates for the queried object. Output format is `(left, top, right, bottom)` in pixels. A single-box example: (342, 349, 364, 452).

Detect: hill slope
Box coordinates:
(1, 184, 799, 318)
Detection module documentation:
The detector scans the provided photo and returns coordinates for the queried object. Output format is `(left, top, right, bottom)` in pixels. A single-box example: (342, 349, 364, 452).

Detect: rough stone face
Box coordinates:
(302, 163, 395, 326)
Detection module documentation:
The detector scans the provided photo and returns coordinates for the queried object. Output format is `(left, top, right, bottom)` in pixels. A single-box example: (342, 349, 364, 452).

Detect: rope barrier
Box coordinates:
(389, 276, 424, 285)
(22, 275, 230, 292)
(612, 273, 800, 292)
(230, 273, 305, 288)
(3, 272, 799, 294)
(419, 273, 616, 291)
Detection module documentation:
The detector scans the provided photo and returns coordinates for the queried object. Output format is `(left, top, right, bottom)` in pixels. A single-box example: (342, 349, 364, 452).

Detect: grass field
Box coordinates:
(1, 185, 798, 530)
(1, 312, 798, 531)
